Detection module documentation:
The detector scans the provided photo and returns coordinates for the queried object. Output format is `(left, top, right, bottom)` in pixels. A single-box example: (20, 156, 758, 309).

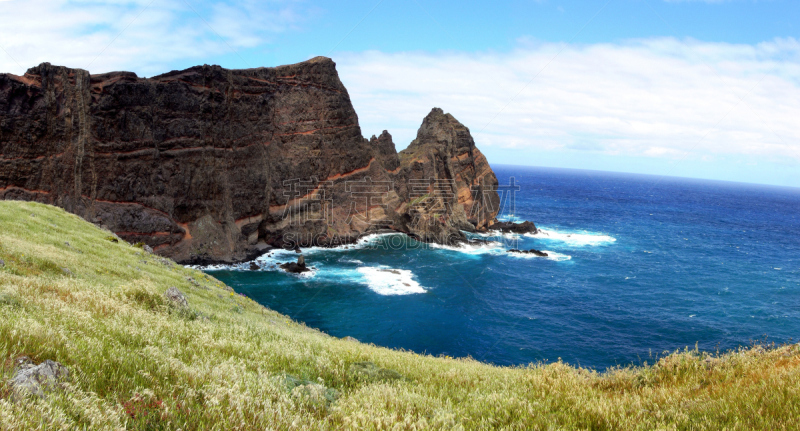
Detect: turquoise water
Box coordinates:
(203, 165, 800, 369)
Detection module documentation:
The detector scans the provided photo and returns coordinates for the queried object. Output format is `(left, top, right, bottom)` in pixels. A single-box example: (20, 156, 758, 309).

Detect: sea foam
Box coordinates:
(470, 230, 522, 240)
(192, 237, 429, 295)
(356, 267, 426, 295)
(505, 249, 572, 261)
(496, 214, 524, 223)
(427, 240, 505, 256)
(190, 233, 401, 272)
(526, 228, 616, 246)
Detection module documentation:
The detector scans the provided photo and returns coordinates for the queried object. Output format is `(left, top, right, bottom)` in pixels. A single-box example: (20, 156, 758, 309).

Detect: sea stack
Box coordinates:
(396, 108, 501, 244)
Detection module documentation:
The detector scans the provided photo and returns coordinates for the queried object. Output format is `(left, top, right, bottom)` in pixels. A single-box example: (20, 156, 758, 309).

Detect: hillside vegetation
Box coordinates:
(0, 201, 798, 430)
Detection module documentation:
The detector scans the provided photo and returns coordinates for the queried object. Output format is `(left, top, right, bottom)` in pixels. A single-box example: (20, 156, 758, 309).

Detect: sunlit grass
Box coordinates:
(0, 201, 798, 430)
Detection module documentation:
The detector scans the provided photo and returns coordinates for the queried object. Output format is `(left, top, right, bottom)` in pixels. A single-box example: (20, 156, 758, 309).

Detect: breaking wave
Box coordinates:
(496, 214, 524, 222)
(428, 240, 506, 256)
(506, 249, 573, 261)
(356, 267, 427, 295)
(527, 228, 616, 246)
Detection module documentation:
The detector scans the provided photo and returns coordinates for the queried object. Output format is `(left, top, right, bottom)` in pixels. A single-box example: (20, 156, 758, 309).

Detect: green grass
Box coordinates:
(409, 193, 431, 207)
(0, 201, 799, 430)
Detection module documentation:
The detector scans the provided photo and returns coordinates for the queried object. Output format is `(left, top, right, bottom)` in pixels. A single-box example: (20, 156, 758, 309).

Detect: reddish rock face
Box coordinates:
(0, 58, 499, 263)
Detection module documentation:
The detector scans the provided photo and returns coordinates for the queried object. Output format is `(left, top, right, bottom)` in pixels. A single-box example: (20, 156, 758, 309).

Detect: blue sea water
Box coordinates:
(203, 165, 800, 369)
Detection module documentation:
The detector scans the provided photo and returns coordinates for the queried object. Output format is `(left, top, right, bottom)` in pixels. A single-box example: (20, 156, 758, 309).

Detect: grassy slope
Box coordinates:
(0, 201, 798, 430)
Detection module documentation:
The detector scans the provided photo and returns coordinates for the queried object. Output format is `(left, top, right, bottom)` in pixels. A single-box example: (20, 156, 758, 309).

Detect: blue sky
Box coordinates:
(158, 1, 800, 72)
(1, 0, 799, 187)
(264, 0, 800, 64)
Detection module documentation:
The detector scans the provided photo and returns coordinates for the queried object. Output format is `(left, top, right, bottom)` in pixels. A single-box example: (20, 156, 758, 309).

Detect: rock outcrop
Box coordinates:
(393, 108, 500, 244)
(10, 357, 70, 398)
(0, 59, 501, 263)
(493, 220, 538, 235)
(165, 286, 188, 308)
(280, 254, 309, 274)
(508, 248, 548, 257)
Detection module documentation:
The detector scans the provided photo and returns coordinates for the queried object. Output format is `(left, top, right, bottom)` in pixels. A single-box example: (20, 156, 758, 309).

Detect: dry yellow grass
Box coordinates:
(0, 201, 799, 430)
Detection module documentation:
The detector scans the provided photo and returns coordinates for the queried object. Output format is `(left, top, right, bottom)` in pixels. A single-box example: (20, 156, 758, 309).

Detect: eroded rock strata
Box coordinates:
(0, 58, 502, 263)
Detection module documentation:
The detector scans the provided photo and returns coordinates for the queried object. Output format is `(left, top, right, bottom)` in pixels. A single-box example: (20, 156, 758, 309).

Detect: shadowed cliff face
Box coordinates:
(0, 58, 499, 263)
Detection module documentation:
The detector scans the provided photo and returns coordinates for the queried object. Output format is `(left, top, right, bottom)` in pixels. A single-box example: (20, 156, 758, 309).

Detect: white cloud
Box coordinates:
(1, 2, 797, 178)
(336, 38, 800, 165)
(0, 0, 304, 76)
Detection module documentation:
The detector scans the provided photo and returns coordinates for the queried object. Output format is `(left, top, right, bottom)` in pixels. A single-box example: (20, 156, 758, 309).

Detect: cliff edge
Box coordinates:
(0, 59, 499, 263)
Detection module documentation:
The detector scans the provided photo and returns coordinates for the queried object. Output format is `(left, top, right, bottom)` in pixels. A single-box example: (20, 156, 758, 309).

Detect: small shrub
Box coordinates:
(125, 288, 166, 311)
(0, 251, 64, 277)
(348, 361, 404, 383)
(172, 307, 200, 321)
(0, 293, 22, 309)
(277, 374, 339, 408)
(105, 236, 119, 243)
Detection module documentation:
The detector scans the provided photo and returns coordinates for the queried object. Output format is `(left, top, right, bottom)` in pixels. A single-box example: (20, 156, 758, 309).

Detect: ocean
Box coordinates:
(201, 165, 800, 369)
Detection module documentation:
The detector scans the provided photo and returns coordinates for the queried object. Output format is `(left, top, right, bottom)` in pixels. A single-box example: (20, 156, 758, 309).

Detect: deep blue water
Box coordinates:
(204, 165, 800, 369)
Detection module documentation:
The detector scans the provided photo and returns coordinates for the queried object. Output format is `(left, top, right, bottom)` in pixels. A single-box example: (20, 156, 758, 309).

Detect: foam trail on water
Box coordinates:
(527, 228, 616, 246)
(356, 267, 427, 295)
(496, 214, 523, 222)
(284, 233, 399, 256)
(543, 250, 572, 261)
(191, 248, 319, 278)
(470, 231, 521, 240)
(189, 233, 402, 272)
(428, 240, 505, 256)
(193, 240, 428, 295)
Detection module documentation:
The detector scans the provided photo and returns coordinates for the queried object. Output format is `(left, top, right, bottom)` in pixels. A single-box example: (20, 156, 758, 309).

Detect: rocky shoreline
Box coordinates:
(491, 221, 538, 235)
(0, 58, 505, 264)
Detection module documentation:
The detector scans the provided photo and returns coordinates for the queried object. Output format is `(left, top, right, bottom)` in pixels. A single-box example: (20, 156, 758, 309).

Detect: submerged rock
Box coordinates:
(379, 269, 401, 275)
(508, 248, 548, 257)
(10, 358, 70, 398)
(165, 286, 188, 308)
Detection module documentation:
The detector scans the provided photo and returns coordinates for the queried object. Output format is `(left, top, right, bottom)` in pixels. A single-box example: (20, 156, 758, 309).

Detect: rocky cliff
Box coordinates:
(0, 58, 499, 263)
(396, 108, 500, 244)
